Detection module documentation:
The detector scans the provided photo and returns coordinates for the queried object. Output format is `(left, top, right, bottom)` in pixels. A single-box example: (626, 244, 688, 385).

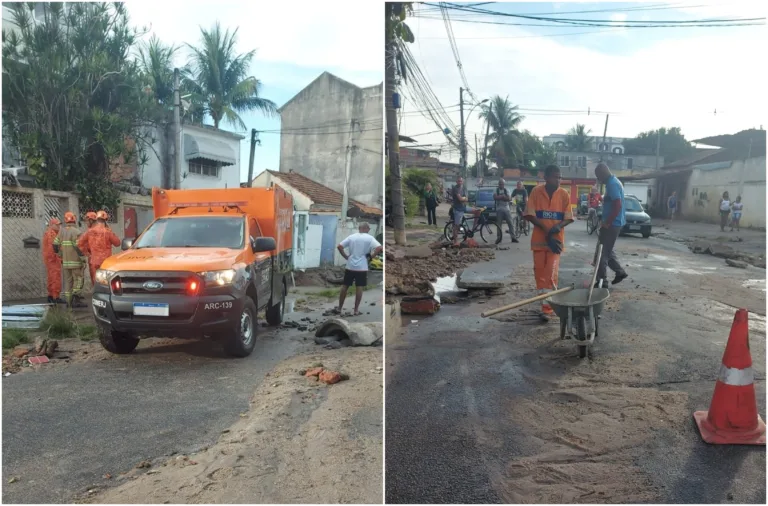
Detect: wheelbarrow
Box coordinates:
(481, 244, 609, 358)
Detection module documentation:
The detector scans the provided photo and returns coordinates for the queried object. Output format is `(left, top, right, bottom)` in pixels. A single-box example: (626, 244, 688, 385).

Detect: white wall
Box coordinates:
(684, 156, 766, 228)
(141, 124, 243, 190)
(251, 171, 314, 212)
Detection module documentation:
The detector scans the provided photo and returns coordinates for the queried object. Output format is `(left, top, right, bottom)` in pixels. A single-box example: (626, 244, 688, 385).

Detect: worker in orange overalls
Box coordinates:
(78, 210, 120, 284)
(523, 165, 574, 322)
(42, 217, 65, 304)
(80, 211, 98, 284)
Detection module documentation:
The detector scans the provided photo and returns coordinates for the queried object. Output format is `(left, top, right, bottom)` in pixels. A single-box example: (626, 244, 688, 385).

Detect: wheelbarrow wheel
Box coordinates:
(559, 318, 567, 340)
(576, 316, 588, 358)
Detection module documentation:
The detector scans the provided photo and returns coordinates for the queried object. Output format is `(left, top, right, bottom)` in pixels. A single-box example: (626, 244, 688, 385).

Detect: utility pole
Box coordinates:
(341, 119, 356, 222)
(654, 128, 661, 171)
(474, 134, 478, 178)
(482, 101, 492, 178)
(599, 113, 609, 163)
(247, 129, 259, 187)
(459, 87, 466, 177)
(386, 3, 406, 245)
(173, 68, 182, 189)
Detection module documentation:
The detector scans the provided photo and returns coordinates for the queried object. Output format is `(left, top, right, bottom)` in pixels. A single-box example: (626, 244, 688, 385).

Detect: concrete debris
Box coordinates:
(725, 259, 748, 269)
(314, 318, 383, 346)
(302, 365, 349, 385)
(386, 247, 495, 296)
(12, 346, 31, 358)
(400, 296, 440, 315)
(689, 240, 765, 268)
(456, 268, 506, 290)
(404, 245, 434, 259)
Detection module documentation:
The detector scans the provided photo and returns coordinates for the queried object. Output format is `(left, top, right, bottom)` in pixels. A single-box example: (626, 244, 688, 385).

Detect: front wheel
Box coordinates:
(222, 298, 258, 357)
(266, 279, 286, 326)
(481, 222, 502, 244)
(99, 328, 140, 355)
(511, 216, 522, 239)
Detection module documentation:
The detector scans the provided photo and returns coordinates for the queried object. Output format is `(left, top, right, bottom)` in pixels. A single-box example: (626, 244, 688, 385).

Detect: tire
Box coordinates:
(481, 222, 502, 244)
(266, 279, 286, 326)
(511, 217, 522, 239)
(223, 298, 258, 358)
(559, 319, 567, 340)
(99, 328, 140, 355)
(523, 219, 530, 236)
(443, 222, 453, 242)
(642, 231, 651, 239)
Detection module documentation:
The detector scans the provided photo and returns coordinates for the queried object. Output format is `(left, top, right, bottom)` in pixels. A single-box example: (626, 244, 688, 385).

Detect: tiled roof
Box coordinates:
(267, 170, 382, 216)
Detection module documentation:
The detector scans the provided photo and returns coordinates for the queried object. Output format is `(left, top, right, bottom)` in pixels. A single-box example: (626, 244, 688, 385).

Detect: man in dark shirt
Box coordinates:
(451, 177, 468, 244)
(511, 181, 528, 218)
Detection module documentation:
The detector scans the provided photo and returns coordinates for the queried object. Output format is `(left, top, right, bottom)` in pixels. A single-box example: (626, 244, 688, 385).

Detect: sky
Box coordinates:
(399, 1, 768, 164)
(125, 0, 383, 183)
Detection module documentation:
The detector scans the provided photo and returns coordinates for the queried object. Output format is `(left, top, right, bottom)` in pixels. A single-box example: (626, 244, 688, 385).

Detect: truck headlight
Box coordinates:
(201, 269, 236, 286)
(95, 269, 115, 285)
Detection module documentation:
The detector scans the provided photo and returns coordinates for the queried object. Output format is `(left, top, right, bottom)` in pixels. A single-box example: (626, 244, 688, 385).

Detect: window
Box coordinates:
(134, 216, 245, 249)
(189, 160, 220, 178)
(577, 156, 587, 169)
(559, 155, 570, 167)
(626, 157, 634, 170)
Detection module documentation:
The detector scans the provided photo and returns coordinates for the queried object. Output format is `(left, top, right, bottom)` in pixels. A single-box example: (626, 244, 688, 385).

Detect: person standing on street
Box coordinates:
(336, 223, 382, 316)
(730, 196, 743, 232)
(595, 163, 629, 288)
(80, 211, 98, 284)
(524, 165, 574, 321)
(424, 183, 439, 227)
(43, 218, 65, 304)
(78, 210, 121, 284)
(719, 191, 731, 232)
(667, 191, 677, 221)
(512, 181, 528, 217)
(451, 177, 469, 245)
(494, 178, 518, 243)
(53, 212, 86, 308)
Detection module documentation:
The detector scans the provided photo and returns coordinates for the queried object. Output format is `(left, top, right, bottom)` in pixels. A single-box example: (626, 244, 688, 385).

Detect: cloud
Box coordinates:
(400, 10, 767, 163)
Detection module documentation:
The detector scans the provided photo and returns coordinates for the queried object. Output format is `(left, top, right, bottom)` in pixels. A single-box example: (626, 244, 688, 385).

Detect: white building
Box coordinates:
(544, 134, 628, 155)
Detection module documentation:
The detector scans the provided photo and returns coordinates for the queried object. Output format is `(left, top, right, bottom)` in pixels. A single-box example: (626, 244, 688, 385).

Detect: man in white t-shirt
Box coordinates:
(336, 222, 382, 315)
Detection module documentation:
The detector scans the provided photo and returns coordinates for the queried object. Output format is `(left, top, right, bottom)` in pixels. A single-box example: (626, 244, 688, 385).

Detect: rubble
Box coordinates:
(689, 240, 765, 268)
(314, 318, 383, 346)
(726, 259, 748, 269)
(456, 268, 506, 290)
(400, 296, 440, 315)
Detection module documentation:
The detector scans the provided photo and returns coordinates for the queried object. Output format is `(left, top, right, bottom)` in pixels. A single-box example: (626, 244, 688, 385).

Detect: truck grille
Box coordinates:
(116, 272, 196, 295)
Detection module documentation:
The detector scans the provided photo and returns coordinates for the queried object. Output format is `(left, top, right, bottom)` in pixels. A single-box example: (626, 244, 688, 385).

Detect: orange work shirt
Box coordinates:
(524, 185, 573, 251)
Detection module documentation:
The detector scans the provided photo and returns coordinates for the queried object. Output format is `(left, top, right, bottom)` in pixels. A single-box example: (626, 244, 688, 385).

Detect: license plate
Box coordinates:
(133, 303, 169, 317)
(628, 225, 641, 231)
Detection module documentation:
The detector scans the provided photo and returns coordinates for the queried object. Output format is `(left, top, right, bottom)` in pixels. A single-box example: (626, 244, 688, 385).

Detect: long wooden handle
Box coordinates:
(481, 285, 574, 318)
(587, 243, 603, 306)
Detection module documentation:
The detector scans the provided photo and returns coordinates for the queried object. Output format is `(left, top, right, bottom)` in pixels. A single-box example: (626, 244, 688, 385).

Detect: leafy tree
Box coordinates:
(623, 127, 695, 163)
(478, 95, 525, 167)
(185, 23, 277, 130)
(2, 2, 161, 210)
(565, 123, 594, 152)
(516, 130, 557, 173)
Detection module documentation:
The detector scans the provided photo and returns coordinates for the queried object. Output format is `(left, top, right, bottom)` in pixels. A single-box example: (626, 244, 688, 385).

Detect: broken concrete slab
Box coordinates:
(456, 267, 506, 289)
(315, 318, 383, 346)
(708, 243, 738, 259)
(726, 259, 748, 269)
(404, 246, 434, 259)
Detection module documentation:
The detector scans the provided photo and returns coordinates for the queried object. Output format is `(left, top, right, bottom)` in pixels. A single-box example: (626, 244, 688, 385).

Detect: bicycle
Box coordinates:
(511, 205, 530, 239)
(444, 207, 502, 244)
(587, 205, 602, 235)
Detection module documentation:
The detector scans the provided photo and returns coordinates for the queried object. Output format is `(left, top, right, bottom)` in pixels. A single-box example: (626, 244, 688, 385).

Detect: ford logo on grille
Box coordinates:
(143, 281, 163, 291)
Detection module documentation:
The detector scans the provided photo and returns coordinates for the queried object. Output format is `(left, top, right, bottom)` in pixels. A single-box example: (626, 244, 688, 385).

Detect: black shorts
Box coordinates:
(343, 269, 367, 287)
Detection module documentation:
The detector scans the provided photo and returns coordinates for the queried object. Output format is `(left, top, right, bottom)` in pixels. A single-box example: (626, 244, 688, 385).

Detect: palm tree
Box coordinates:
(137, 35, 179, 107)
(185, 23, 277, 130)
(478, 95, 525, 167)
(566, 123, 594, 151)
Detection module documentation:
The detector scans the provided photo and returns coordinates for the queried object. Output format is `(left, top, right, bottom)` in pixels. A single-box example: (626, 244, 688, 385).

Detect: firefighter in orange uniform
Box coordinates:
(80, 211, 98, 284)
(54, 212, 86, 308)
(78, 210, 121, 283)
(43, 217, 65, 304)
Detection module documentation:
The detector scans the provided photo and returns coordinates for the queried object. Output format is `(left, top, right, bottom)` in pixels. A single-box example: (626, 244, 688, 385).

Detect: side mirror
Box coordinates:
(252, 237, 276, 253)
(121, 238, 134, 250)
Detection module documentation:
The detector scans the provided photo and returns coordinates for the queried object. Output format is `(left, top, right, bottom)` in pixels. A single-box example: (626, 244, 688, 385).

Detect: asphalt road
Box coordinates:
(2, 289, 383, 504)
(386, 224, 766, 504)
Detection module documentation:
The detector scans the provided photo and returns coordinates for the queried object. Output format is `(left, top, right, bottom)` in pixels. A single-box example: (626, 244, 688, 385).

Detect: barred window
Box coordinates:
(189, 161, 220, 177)
(2, 190, 34, 218)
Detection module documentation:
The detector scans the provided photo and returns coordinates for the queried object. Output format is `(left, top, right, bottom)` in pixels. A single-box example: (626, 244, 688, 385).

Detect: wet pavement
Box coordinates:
(2, 288, 383, 504)
(386, 224, 766, 504)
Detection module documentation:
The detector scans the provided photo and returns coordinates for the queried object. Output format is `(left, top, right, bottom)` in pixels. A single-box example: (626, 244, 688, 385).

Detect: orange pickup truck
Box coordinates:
(92, 186, 293, 357)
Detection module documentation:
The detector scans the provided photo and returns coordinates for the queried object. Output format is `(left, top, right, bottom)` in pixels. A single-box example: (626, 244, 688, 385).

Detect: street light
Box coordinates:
(460, 94, 488, 177)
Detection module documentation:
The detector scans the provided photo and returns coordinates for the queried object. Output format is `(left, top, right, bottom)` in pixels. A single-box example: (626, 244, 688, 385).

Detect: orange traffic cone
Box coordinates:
(693, 308, 766, 445)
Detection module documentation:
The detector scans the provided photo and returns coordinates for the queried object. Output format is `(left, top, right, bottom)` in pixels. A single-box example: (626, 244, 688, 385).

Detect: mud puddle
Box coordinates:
(742, 279, 767, 292)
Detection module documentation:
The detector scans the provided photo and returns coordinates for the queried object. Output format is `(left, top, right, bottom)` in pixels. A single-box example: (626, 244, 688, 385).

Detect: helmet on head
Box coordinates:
(85, 211, 97, 221)
(49, 217, 61, 226)
(96, 210, 109, 221)
(64, 212, 76, 224)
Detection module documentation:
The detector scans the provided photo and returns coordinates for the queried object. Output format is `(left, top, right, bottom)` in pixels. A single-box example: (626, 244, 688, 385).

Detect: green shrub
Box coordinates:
(2, 329, 30, 349)
(42, 309, 76, 339)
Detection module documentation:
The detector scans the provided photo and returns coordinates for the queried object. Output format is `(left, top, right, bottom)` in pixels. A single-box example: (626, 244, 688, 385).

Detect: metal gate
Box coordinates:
(2, 189, 46, 300)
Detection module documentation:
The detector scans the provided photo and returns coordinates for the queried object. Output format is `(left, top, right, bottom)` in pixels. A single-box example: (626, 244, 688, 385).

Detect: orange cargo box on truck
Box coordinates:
(92, 185, 294, 358)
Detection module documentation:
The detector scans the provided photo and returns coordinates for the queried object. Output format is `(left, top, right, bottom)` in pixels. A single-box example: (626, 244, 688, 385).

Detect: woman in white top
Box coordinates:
(730, 196, 743, 232)
(718, 191, 731, 232)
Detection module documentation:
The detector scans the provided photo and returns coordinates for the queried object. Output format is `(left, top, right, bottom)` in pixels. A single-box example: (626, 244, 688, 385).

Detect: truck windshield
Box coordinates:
(134, 216, 245, 249)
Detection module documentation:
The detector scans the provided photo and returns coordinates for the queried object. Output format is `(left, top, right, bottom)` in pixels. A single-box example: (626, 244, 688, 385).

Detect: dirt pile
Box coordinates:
(386, 247, 495, 295)
(85, 348, 383, 504)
